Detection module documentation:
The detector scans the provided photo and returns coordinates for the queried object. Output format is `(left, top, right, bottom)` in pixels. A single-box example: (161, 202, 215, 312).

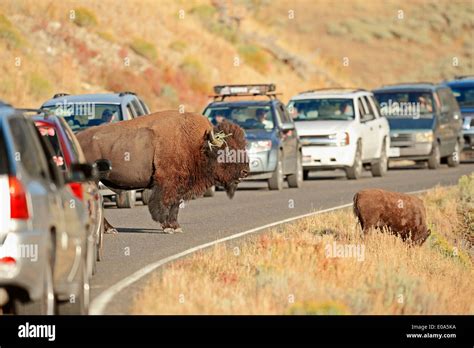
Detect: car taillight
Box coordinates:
(68, 182, 83, 200)
(9, 176, 29, 220)
(0, 256, 16, 265)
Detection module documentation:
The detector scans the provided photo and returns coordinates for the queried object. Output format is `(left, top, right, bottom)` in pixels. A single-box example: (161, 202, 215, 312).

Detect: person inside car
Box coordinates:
(101, 109, 116, 124)
(256, 109, 272, 129)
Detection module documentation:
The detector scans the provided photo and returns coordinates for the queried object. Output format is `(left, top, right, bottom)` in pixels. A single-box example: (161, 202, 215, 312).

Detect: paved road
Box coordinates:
(90, 163, 474, 314)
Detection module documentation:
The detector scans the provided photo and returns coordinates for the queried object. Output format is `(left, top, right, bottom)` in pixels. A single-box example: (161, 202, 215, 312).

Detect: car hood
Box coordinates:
(244, 129, 275, 141)
(295, 120, 354, 136)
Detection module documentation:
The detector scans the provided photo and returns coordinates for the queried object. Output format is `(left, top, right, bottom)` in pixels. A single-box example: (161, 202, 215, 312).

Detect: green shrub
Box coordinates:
(287, 300, 349, 315)
(169, 40, 187, 53)
(72, 7, 98, 28)
(238, 44, 268, 73)
(97, 31, 116, 43)
(0, 13, 25, 48)
(28, 72, 52, 98)
(129, 38, 158, 61)
(428, 230, 471, 267)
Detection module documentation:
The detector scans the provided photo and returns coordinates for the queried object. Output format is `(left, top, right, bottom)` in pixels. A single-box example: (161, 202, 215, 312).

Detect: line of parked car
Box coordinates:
(203, 77, 472, 194)
(1, 76, 472, 315)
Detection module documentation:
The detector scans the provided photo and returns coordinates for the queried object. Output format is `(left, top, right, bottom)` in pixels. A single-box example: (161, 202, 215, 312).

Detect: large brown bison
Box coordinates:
(353, 189, 431, 245)
(76, 110, 249, 233)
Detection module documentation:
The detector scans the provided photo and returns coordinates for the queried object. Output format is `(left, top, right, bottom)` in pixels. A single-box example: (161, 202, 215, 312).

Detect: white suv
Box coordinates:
(288, 89, 390, 179)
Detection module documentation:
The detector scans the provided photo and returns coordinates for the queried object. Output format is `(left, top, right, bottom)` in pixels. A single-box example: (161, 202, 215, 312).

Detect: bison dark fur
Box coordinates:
(76, 110, 249, 233)
(353, 189, 431, 245)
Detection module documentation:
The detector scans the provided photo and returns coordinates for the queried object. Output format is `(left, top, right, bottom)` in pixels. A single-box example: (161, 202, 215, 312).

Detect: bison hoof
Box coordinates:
(163, 228, 175, 234)
(173, 227, 184, 234)
(105, 227, 118, 234)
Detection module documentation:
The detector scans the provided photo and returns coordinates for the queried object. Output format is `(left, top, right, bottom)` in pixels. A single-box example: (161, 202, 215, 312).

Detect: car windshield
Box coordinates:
(374, 92, 435, 118)
(204, 105, 274, 130)
(43, 103, 123, 132)
(287, 99, 355, 121)
(448, 85, 474, 107)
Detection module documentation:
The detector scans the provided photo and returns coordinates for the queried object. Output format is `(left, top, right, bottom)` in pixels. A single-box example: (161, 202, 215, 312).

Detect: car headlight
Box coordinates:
(247, 140, 272, 153)
(415, 131, 433, 143)
(329, 132, 350, 146)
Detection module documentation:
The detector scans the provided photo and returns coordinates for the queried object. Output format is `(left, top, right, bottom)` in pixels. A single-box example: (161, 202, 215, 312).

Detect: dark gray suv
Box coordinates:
(41, 92, 152, 208)
(373, 83, 463, 169)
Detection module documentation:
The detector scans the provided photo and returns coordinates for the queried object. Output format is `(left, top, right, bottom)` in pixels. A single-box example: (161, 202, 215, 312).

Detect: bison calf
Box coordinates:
(353, 189, 431, 245)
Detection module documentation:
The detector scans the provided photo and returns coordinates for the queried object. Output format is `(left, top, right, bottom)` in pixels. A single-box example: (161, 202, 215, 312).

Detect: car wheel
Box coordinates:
(203, 186, 215, 197)
(141, 189, 152, 205)
(371, 139, 388, 177)
(57, 255, 90, 315)
(14, 247, 55, 315)
(447, 141, 460, 167)
(116, 190, 136, 208)
(287, 152, 303, 188)
(427, 142, 440, 169)
(268, 156, 283, 190)
(303, 170, 310, 180)
(346, 142, 362, 180)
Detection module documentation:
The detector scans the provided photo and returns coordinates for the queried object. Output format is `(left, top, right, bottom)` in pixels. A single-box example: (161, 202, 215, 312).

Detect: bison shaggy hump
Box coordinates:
(353, 189, 431, 245)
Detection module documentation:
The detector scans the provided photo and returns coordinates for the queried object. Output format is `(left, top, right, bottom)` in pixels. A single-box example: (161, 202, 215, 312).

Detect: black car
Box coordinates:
(203, 84, 303, 192)
(444, 76, 474, 160)
(373, 83, 463, 169)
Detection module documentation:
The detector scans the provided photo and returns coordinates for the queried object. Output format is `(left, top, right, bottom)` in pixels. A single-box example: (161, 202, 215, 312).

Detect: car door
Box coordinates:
(275, 102, 297, 174)
(357, 97, 378, 160)
(365, 95, 387, 157)
(436, 88, 457, 157)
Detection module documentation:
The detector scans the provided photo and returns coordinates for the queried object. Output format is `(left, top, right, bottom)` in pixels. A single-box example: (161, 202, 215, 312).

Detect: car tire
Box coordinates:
(287, 153, 303, 188)
(141, 189, 152, 205)
(268, 156, 284, 190)
(203, 186, 215, 197)
(303, 170, 310, 180)
(371, 139, 388, 177)
(97, 218, 104, 262)
(57, 255, 90, 315)
(346, 141, 362, 180)
(14, 246, 55, 315)
(427, 142, 440, 169)
(447, 141, 460, 167)
(116, 191, 136, 208)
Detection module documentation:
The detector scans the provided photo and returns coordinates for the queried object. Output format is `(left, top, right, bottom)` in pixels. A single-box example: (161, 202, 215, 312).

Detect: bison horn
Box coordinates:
(208, 130, 232, 150)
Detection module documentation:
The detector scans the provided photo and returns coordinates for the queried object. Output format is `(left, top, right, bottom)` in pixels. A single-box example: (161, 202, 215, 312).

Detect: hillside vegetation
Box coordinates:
(0, 0, 472, 112)
(132, 175, 474, 314)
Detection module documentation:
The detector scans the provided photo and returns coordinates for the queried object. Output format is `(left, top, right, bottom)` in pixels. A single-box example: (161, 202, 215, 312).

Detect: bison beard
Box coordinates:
(353, 189, 431, 245)
(76, 111, 248, 234)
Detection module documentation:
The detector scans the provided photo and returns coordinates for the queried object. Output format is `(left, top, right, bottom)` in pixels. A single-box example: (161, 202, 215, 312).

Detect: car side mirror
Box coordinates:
(94, 159, 112, 179)
(280, 123, 295, 132)
(67, 163, 96, 183)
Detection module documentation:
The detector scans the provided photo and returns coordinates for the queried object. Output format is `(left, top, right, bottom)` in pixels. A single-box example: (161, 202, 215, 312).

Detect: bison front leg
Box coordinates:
(162, 202, 183, 234)
(147, 186, 172, 231)
(104, 218, 118, 234)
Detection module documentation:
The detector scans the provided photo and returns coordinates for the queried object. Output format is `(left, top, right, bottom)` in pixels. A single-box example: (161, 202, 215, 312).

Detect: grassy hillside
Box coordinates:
(132, 175, 473, 314)
(0, 0, 472, 112)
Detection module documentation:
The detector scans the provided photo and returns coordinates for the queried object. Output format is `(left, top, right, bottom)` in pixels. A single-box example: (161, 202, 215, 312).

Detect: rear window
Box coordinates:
(0, 130, 9, 175)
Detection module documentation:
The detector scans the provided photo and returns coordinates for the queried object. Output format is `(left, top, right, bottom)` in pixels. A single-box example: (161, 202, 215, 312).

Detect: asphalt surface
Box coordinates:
(90, 163, 474, 314)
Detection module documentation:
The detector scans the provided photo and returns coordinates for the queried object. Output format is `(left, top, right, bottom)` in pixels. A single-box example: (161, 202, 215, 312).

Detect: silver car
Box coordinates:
(0, 105, 92, 314)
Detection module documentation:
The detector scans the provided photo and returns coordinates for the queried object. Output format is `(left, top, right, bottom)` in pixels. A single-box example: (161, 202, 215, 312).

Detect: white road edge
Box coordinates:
(89, 189, 430, 315)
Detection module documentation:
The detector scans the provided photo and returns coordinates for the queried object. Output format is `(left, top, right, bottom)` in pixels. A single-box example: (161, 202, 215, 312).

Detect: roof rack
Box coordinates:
(119, 91, 136, 97)
(454, 75, 474, 80)
(53, 93, 69, 99)
(210, 84, 280, 101)
(381, 82, 434, 87)
(299, 87, 367, 94)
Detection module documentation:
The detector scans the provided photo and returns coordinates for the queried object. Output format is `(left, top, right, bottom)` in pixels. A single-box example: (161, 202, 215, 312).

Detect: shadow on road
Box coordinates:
(116, 227, 164, 234)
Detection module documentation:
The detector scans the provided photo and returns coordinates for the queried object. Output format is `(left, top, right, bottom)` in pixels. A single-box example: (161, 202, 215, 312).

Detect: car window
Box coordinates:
(139, 98, 150, 114)
(126, 103, 136, 118)
(374, 91, 435, 118)
(44, 103, 123, 132)
(365, 96, 379, 118)
(448, 84, 474, 107)
(61, 119, 87, 163)
(0, 128, 9, 175)
(131, 99, 143, 116)
(288, 99, 355, 121)
(36, 123, 67, 170)
(437, 88, 454, 112)
(204, 105, 274, 130)
(277, 103, 291, 123)
(9, 118, 51, 181)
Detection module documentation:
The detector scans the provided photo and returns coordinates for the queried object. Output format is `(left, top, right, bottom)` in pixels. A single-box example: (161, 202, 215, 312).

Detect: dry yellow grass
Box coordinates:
(132, 175, 474, 315)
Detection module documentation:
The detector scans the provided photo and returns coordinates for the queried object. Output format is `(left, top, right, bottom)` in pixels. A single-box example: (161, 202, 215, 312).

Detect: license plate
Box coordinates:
(388, 147, 400, 157)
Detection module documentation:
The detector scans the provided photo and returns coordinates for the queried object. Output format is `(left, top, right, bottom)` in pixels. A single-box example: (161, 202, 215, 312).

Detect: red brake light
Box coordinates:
(0, 256, 16, 265)
(9, 177, 29, 219)
(68, 182, 83, 200)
